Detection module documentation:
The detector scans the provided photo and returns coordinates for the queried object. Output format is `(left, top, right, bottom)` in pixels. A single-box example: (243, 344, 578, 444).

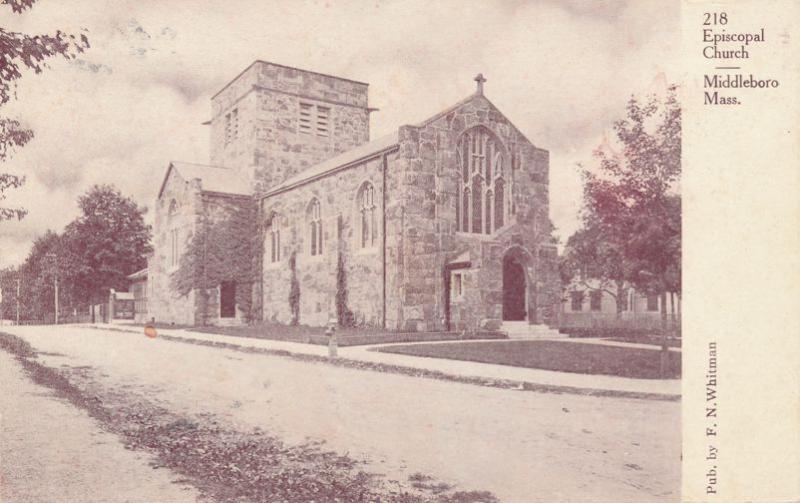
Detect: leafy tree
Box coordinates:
(64, 185, 152, 304)
(0, 266, 19, 319)
(561, 224, 629, 318)
(575, 85, 681, 333)
(6, 230, 70, 321)
(1, 186, 150, 321)
(1, 0, 89, 220)
(170, 200, 258, 324)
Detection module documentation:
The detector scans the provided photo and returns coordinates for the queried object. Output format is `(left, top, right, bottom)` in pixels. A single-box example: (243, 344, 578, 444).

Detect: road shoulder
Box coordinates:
(0, 350, 198, 503)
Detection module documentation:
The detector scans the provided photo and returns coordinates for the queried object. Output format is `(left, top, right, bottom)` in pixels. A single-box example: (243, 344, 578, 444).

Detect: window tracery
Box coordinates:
(456, 127, 508, 234)
(356, 182, 377, 249)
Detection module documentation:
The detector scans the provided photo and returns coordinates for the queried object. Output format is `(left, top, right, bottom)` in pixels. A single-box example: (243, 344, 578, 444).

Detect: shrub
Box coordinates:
(288, 253, 300, 326)
(335, 252, 354, 328)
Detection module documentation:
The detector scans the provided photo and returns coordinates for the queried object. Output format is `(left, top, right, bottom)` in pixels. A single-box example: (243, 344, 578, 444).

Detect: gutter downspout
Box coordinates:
(258, 196, 264, 324)
(381, 152, 388, 329)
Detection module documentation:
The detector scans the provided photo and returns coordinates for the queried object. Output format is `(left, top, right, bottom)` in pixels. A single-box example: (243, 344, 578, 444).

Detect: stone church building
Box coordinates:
(148, 60, 560, 332)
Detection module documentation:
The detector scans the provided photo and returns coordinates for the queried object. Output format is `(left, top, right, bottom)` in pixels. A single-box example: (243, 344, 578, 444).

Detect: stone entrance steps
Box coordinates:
(501, 321, 566, 339)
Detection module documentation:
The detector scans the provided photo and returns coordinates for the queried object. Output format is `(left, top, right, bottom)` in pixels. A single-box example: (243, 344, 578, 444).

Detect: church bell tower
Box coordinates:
(208, 61, 372, 193)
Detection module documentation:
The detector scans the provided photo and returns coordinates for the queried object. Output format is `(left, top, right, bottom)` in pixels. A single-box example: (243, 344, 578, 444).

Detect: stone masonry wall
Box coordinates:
(395, 94, 560, 330)
(192, 193, 256, 327)
(209, 62, 371, 193)
(148, 169, 201, 325)
(150, 169, 257, 326)
(260, 153, 395, 327)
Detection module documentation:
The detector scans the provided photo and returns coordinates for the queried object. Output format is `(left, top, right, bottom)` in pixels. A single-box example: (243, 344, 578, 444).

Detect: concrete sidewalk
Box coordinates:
(91, 324, 681, 399)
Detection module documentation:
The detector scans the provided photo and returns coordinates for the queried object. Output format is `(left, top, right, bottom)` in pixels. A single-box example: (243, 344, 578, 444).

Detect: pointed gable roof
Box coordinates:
(157, 161, 251, 200)
(416, 92, 539, 149)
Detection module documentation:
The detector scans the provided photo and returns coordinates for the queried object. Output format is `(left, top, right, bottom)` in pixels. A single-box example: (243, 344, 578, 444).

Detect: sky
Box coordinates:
(0, 0, 680, 268)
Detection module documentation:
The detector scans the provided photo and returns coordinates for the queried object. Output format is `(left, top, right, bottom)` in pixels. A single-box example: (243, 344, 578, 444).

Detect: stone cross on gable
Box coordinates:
(474, 73, 487, 95)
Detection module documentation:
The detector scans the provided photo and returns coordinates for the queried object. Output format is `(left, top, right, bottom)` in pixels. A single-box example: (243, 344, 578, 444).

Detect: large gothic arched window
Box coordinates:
(455, 127, 507, 234)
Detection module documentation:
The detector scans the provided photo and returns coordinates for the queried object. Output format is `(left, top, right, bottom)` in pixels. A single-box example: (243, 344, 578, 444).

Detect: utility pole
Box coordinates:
(15, 276, 20, 325)
(54, 270, 59, 325)
(46, 252, 58, 325)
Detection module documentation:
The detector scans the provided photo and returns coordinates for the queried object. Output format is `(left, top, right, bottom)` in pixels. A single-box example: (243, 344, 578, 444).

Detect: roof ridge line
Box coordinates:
(171, 160, 235, 170)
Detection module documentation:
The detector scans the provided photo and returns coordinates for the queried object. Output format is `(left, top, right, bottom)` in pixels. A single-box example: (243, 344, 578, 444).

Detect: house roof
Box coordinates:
(157, 161, 251, 199)
(127, 268, 147, 281)
(262, 132, 399, 197)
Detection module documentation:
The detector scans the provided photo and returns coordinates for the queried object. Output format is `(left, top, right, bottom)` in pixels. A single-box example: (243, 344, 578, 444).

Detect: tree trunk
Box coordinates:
(670, 291, 676, 324)
(659, 285, 669, 378)
(615, 280, 625, 319)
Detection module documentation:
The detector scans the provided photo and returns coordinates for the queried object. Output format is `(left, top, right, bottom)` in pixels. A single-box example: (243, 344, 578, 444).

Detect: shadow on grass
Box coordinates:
(376, 340, 681, 379)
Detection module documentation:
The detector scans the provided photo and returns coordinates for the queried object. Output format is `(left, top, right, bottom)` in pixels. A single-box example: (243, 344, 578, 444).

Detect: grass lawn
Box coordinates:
(123, 321, 505, 347)
(375, 340, 681, 379)
(606, 336, 682, 348)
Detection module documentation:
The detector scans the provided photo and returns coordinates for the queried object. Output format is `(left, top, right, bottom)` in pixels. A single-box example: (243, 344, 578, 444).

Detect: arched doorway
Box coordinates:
(503, 253, 527, 321)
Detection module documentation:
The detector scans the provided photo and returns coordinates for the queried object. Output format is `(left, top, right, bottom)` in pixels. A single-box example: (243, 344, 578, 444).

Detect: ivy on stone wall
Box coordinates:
(170, 198, 258, 325)
(335, 251, 354, 327)
(288, 252, 300, 325)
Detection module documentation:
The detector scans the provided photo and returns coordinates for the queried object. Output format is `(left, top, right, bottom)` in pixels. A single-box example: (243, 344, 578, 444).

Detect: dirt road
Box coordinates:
(0, 350, 199, 502)
(2, 325, 680, 502)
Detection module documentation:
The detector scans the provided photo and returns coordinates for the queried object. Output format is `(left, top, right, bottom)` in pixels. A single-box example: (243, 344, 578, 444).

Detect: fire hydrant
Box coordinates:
(326, 321, 338, 358)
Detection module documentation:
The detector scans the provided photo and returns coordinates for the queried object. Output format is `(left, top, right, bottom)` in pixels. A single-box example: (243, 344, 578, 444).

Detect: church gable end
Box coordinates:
(391, 87, 557, 331)
(149, 164, 202, 325)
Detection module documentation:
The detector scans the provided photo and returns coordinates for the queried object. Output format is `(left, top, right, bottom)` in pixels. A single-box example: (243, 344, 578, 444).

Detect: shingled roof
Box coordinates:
(262, 132, 399, 197)
(157, 161, 251, 199)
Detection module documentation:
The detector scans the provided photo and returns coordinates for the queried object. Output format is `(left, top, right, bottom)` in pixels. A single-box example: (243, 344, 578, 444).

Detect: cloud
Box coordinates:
(0, 0, 679, 267)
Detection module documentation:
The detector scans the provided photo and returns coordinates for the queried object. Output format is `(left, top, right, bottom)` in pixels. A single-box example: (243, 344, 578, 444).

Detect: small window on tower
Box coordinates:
(299, 103, 313, 134)
(224, 108, 238, 146)
(224, 112, 231, 145)
(316, 106, 329, 137)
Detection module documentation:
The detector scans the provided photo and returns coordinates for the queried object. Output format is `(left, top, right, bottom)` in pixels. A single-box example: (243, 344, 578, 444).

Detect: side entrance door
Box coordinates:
(220, 281, 236, 319)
